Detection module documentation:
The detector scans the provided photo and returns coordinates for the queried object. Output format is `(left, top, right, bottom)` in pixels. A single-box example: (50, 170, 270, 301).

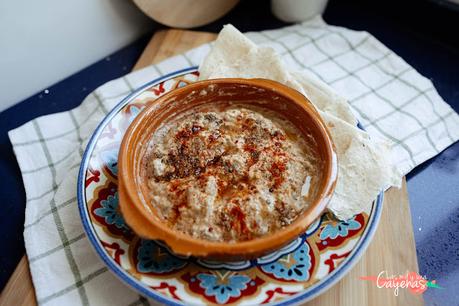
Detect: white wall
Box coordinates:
(0, 0, 153, 112)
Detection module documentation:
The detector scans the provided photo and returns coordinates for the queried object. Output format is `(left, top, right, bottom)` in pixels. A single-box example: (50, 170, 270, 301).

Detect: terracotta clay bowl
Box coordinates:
(118, 78, 338, 261)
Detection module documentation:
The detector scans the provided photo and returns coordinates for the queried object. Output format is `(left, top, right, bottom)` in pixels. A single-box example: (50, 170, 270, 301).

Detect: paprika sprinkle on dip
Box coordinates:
(142, 104, 322, 242)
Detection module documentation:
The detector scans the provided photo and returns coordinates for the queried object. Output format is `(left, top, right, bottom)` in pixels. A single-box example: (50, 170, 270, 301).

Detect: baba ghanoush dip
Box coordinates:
(142, 104, 321, 242)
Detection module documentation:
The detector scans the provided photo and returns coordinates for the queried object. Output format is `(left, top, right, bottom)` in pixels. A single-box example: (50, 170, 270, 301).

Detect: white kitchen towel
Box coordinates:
(9, 16, 459, 305)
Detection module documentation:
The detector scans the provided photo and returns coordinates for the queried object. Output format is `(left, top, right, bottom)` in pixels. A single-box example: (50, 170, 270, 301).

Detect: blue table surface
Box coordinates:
(0, 1, 457, 305)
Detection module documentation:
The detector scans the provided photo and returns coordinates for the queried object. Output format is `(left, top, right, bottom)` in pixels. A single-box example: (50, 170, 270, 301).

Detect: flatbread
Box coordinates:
(199, 24, 357, 125)
(199, 25, 305, 99)
(291, 71, 357, 126)
(319, 111, 401, 219)
(199, 24, 402, 220)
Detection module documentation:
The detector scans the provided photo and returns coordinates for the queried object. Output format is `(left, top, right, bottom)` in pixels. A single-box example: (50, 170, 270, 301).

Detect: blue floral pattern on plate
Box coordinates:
(128, 105, 142, 124)
(256, 236, 305, 265)
(320, 217, 361, 240)
(137, 240, 187, 273)
(94, 193, 127, 230)
(197, 273, 251, 304)
(260, 243, 312, 281)
(99, 148, 119, 176)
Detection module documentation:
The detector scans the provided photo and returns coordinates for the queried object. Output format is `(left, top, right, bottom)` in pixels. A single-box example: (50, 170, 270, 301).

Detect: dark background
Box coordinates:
(0, 0, 458, 305)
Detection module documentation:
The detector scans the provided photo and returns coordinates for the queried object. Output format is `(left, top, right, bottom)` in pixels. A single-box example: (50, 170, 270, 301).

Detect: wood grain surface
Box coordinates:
(0, 29, 424, 306)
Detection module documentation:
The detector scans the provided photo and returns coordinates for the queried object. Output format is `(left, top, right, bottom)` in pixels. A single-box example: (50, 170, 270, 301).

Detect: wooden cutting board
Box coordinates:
(0, 29, 424, 306)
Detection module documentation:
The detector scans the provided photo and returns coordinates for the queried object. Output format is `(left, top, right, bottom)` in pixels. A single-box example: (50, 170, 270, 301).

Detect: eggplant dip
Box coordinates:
(142, 104, 321, 242)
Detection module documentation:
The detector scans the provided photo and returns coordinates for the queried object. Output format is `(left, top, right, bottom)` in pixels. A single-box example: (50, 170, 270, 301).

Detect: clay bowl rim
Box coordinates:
(118, 78, 338, 258)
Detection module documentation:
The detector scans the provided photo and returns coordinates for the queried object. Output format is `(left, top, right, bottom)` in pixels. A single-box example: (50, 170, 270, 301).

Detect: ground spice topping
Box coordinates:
(143, 105, 320, 242)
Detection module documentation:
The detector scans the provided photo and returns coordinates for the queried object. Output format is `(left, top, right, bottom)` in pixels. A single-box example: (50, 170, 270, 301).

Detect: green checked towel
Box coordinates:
(8, 16, 459, 305)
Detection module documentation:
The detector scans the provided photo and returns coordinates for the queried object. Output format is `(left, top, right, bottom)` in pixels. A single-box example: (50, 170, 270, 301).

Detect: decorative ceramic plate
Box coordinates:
(78, 67, 383, 305)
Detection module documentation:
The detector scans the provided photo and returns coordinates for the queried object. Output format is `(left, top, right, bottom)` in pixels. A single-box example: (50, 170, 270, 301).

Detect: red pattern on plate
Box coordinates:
(262, 287, 298, 304)
(101, 241, 125, 265)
